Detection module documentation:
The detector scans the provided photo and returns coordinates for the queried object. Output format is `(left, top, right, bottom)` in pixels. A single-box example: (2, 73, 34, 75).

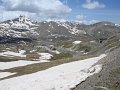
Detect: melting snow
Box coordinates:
(115, 24, 120, 27)
(0, 72, 16, 79)
(56, 22, 86, 35)
(38, 53, 53, 60)
(90, 41, 95, 43)
(0, 52, 52, 70)
(0, 60, 49, 70)
(0, 54, 106, 90)
(98, 31, 101, 33)
(73, 41, 82, 44)
(0, 50, 26, 57)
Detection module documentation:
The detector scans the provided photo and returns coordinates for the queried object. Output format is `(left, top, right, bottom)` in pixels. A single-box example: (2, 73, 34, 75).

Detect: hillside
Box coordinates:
(73, 48, 120, 90)
(0, 16, 120, 62)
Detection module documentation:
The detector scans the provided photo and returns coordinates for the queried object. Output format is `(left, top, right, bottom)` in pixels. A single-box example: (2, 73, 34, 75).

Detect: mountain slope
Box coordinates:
(0, 16, 120, 61)
(73, 48, 120, 90)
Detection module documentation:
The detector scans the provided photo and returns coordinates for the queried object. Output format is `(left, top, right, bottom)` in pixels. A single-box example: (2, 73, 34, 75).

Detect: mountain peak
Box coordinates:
(11, 15, 31, 24)
(0, 15, 38, 29)
(17, 15, 31, 23)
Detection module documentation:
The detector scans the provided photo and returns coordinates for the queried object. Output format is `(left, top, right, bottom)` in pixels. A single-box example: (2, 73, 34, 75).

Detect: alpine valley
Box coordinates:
(0, 16, 120, 90)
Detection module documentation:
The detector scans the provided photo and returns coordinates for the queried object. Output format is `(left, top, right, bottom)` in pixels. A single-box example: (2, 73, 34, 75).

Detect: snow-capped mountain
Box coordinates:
(0, 16, 39, 43)
(0, 16, 120, 56)
(1, 15, 38, 29)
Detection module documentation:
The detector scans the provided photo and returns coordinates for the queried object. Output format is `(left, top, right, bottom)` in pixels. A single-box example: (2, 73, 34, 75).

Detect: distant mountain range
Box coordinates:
(0, 16, 120, 60)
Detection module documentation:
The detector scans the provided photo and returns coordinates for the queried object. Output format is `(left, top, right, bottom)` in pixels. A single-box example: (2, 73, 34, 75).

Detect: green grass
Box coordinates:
(55, 41, 73, 48)
(73, 43, 91, 52)
(0, 52, 41, 62)
(63, 42, 73, 48)
(26, 52, 41, 60)
(0, 56, 26, 62)
(52, 52, 73, 60)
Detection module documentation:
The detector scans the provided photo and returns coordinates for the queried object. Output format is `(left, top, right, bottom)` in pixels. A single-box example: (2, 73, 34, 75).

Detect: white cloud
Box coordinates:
(76, 15, 86, 20)
(82, 0, 105, 9)
(0, 0, 72, 20)
(75, 14, 98, 24)
(0, 11, 38, 21)
(76, 20, 98, 25)
(88, 19, 98, 24)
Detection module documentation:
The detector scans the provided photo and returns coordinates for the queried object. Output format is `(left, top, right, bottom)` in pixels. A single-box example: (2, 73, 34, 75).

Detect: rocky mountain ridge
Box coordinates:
(0, 16, 39, 43)
(0, 16, 120, 61)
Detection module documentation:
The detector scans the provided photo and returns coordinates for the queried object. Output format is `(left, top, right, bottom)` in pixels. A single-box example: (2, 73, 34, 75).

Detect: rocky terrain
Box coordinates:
(73, 48, 120, 90)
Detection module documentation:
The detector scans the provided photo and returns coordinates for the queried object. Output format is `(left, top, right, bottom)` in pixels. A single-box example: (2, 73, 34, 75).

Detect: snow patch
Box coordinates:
(0, 50, 26, 57)
(54, 50, 60, 54)
(73, 41, 82, 44)
(0, 54, 106, 90)
(38, 53, 53, 60)
(105, 24, 108, 26)
(0, 60, 49, 70)
(56, 22, 86, 35)
(98, 31, 101, 33)
(115, 24, 120, 27)
(90, 41, 95, 43)
(0, 72, 16, 79)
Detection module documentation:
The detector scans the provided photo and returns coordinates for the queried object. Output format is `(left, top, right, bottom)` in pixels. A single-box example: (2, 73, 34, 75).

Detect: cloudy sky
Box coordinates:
(0, 0, 120, 23)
